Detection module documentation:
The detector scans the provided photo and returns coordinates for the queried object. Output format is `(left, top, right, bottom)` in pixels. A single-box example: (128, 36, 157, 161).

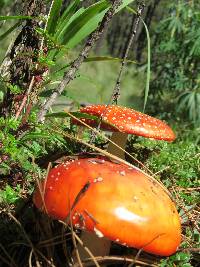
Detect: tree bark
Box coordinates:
(0, 0, 46, 117)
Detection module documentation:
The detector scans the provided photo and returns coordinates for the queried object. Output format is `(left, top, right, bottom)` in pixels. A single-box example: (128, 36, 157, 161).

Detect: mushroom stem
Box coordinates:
(75, 232, 111, 260)
(107, 132, 128, 160)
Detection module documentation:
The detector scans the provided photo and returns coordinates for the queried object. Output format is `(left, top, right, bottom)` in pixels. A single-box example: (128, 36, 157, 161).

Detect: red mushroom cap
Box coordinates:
(33, 157, 181, 256)
(75, 105, 175, 141)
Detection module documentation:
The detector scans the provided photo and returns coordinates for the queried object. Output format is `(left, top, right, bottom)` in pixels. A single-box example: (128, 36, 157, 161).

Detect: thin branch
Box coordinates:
(37, 0, 123, 122)
(111, 1, 145, 104)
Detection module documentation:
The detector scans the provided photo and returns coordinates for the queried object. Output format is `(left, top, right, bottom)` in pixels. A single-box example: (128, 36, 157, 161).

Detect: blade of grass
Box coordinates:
(142, 19, 151, 112)
(84, 56, 136, 64)
(55, 0, 81, 37)
(46, 0, 63, 35)
(45, 111, 99, 120)
(126, 6, 151, 112)
(55, 8, 85, 40)
(0, 15, 33, 21)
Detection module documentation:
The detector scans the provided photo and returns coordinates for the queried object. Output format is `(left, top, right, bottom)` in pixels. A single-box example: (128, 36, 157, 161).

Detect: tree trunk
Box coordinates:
(0, 0, 46, 117)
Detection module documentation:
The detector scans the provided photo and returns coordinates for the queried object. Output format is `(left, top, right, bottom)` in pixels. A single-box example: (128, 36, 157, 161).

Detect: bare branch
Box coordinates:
(111, 1, 145, 104)
(37, 0, 123, 122)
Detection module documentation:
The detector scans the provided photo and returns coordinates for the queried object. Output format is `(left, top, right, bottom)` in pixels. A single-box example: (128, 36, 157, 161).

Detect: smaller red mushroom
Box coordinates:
(33, 157, 181, 257)
(76, 104, 176, 141)
(73, 104, 176, 159)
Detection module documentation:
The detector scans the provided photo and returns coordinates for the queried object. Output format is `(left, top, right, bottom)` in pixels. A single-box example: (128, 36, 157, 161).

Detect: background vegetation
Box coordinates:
(0, 0, 199, 267)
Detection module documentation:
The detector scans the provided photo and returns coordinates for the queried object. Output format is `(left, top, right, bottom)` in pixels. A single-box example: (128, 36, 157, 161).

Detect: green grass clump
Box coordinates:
(128, 128, 200, 203)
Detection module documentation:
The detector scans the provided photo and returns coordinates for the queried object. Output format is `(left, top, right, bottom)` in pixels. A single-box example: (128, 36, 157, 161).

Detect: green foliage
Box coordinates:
(147, 140, 199, 187)
(56, 1, 110, 48)
(42, 0, 135, 61)
(177, 91, 200, 122)
(0, 184, 21, 204)
(160, 252, 192, 267)
(128, 127, 200, 205)
(150, 1, 200, 124)
(7, 84, 21, 94)
(0, 0, 135, 53)
(0, 115, 73, 177)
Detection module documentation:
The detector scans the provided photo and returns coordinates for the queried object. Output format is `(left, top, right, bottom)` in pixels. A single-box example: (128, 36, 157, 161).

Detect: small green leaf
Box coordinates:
(20, 133, 50, 141)
(84, 56, 136, 64)
(39, 89, 69, 97)
(46, 111, 99, 120)
(0, 185, 21, 204)
(0, 15, 33, 21)
(8, 84, 21, 94)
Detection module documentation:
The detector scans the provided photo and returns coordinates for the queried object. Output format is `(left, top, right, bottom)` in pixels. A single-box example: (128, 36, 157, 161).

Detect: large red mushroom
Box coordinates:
(34, 157, 181, 257)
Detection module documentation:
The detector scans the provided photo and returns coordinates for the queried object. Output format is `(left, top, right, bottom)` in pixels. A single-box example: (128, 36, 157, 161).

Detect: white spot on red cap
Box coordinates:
(133, 196, 139, 201)
(94, 227, 104, 238)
